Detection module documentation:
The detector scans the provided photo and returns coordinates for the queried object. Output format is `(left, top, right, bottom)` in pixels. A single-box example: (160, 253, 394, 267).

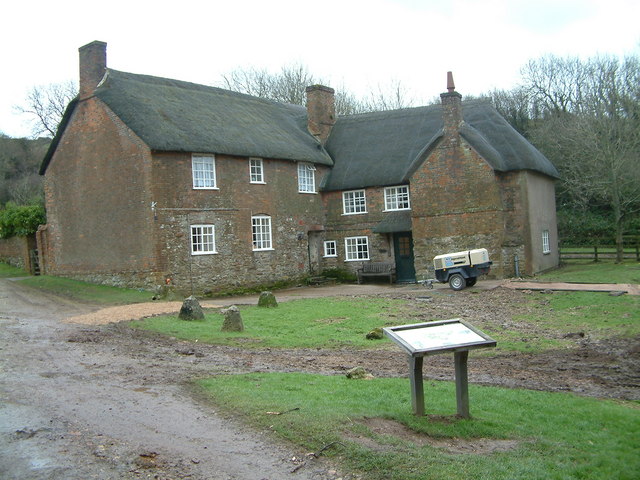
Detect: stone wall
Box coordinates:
(150, 153, 329, 294)
(321, 188, 395, 276)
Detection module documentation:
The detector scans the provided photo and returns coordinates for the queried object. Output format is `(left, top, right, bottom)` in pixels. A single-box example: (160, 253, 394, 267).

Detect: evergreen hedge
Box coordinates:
(0, 203, 46, 239)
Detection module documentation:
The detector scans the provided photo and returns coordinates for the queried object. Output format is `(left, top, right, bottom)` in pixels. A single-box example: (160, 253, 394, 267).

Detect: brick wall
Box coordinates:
(409, 135, 520, 279)
(43, 97, 160, 287)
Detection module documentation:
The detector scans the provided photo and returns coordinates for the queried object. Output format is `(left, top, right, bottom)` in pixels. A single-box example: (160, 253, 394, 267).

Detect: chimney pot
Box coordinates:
(447, 71, 456, 92)
(440, 72, 463, 141)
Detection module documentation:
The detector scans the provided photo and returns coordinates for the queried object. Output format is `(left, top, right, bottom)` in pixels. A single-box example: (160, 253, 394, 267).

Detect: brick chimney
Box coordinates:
(440, 71, 463, 141)
(305, 85, 335, 145)
(79, 41, 107, 100)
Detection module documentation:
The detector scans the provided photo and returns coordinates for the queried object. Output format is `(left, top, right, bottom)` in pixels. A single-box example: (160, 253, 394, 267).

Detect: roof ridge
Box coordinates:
(103, 69, 306, 112)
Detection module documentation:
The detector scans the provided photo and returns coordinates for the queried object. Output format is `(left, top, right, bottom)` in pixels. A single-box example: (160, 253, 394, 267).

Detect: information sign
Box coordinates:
(383, 319, 496, 417)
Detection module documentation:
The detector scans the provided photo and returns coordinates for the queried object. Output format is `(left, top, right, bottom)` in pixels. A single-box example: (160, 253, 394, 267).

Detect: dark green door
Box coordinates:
(393, 232, 416, 283)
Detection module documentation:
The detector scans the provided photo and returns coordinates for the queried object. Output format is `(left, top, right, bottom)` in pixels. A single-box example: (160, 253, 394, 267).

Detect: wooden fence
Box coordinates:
(559, 244, 640, 262)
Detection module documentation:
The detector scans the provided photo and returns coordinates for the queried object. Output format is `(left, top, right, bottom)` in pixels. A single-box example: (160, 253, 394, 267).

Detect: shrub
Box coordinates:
(0, 203, 46, 239)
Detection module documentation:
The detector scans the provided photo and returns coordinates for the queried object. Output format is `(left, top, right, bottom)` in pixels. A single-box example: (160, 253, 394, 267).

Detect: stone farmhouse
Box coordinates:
(38, 41, 559, 292)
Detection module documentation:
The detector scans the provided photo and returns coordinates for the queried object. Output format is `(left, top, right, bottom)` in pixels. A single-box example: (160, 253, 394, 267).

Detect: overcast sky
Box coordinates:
(2, 0, 638, 138)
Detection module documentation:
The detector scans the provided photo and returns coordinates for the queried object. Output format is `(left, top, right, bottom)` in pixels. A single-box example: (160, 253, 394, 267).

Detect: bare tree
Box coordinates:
(15, 81, 77, 138)
(220, 63, 317, 106)
(219, 65, 417, 115)
(362, 79, 415, 111)
(526, 54, 640, 261)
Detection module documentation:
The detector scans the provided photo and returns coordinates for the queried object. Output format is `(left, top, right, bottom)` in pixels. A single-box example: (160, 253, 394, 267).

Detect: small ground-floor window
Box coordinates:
(191, 225, 217, 255)
(252, 215, 273, 250)
(542, 229, 550, 254)
(345, 236, 369, 261)
(323, 240, 337, 257)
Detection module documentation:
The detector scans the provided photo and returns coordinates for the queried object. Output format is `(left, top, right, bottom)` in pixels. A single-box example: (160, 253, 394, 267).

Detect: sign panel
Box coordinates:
(383, 318, 496, 356)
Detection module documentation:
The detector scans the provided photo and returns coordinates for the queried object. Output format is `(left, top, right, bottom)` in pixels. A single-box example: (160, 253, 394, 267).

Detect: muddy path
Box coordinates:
(0, 278, 352, 480)
(1, 278, 638, 479)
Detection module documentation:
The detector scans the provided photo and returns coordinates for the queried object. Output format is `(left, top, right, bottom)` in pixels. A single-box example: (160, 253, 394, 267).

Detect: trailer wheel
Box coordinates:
(466, 277, 477, 287)
(448, 273, 465, 291)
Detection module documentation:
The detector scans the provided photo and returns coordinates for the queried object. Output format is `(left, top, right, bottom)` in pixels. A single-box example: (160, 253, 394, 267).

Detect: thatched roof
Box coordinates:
(321, 100, 559, 191)
(41, 69, 332, 173)
(42, 70, 557, 187)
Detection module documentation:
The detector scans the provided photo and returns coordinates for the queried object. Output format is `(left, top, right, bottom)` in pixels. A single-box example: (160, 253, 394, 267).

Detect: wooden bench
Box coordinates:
(356, 262, 396, 284)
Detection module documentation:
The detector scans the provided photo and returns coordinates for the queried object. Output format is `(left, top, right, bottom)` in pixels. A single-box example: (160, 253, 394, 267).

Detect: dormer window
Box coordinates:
(297, 162, 316, 193)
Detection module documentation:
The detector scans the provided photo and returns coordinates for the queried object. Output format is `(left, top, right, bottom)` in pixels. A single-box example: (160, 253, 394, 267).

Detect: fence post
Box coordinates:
(594, 246, 598, 262)
(636, 245, 639, 262)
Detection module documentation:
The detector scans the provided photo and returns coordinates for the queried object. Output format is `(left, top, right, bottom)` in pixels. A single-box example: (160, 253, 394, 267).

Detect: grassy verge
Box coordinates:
(0, 262, 28, 278)
(539, 260, 640, 284)
(130, 297, 403, 349)
(17, 275, 155, 305)
(197, 373, 640, 480)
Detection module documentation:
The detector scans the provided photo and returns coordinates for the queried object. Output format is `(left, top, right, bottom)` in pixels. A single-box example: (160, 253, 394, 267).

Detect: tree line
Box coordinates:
(1, 54, 639, 258)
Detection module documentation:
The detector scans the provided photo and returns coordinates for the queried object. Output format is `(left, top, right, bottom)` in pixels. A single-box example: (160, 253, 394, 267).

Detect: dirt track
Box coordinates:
(1, 278, 639, 479)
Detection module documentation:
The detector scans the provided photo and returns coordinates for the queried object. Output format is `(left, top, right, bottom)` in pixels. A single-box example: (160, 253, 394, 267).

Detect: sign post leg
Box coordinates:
(408, 355, 424, 416)
(454, 350, 470, 418)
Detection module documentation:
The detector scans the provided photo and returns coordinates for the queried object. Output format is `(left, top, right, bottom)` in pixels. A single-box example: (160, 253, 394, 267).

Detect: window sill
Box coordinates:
(323, 255, 338, 258)
(253, 248, 275, 252)
(191, 251, 218, 256)
(298, 191, 318, 194)
(342, 211, 368, 216)
(193, 187, 219, 190)
(345, 258, 370, 262)
(250, 181, 266, 185)
(383, 208, 411, 212)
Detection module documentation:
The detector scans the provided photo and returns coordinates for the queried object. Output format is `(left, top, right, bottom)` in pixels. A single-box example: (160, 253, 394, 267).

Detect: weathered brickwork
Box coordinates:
(42, 97, 162, 287)
(41, 42, 558, 290)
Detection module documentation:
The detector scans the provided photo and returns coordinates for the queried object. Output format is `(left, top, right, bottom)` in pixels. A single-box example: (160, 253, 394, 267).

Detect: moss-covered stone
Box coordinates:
(258, 291, 278, 308)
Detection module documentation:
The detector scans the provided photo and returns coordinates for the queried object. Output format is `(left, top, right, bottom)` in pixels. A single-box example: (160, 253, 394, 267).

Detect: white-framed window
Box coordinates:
(542, 229, 550, 254)
(323, 240, 337, 257)
(252, 215, 273, 251)
(297, 162, 316, 193)
(345, 236, 369, 261)
(192, 154, 217, 189)
(384, 185, 411, 211)
(191, 225, 217, 255)
(249, 157, 264, 184)
(342, 190, 367, 215)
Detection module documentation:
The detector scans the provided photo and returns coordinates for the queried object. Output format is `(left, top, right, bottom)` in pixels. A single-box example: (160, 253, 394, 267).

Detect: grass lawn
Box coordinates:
(0, 262, 27, 278)
(130, 289, 639, 353)
(197, 373, 640, 480)
(130, 297, 404, 349)
(539, 260, 640, 284)
(17, 275, 155, 304)
(530, 291, 640, 338)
